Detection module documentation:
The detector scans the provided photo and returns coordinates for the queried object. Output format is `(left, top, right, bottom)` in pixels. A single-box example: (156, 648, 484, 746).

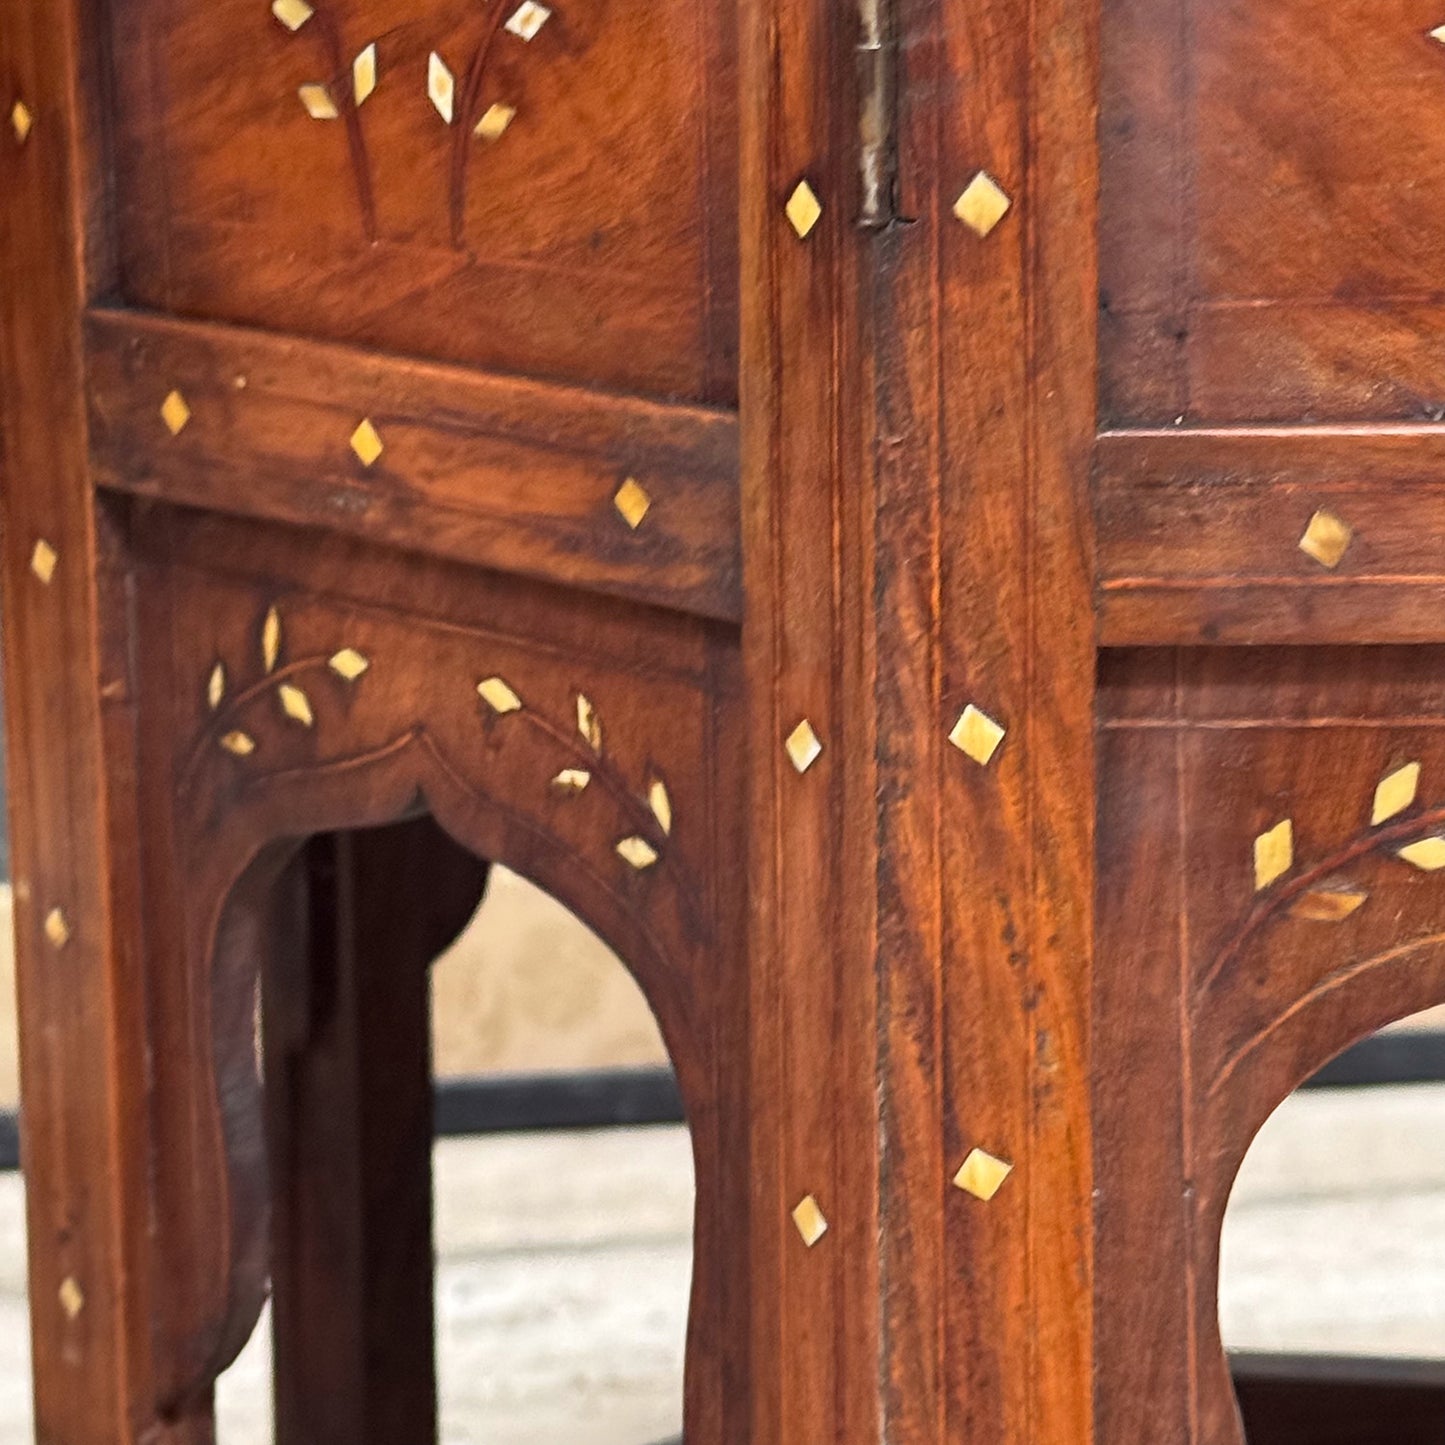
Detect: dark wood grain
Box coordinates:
(1098, 427, 1445, 645)
(108, 0, 738, 405)
(86, 309, 742, 623)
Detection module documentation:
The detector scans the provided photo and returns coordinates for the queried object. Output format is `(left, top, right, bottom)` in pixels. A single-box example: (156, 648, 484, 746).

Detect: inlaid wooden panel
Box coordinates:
(110, 0, 738, 404)
(1097, 646, 1445, 1445)
(1101, 0, 1445, 424)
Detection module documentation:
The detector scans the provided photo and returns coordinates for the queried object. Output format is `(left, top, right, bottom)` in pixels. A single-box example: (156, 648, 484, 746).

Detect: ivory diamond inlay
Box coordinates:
(1298, 509, 1353, 570)
(271, 0, 314, 31)
(428, 52, 455, 123)
(298, 83, 340, 120)
(953, 172, 1011, 237)
(1254, 819, 1294, 891)
(614, 478, 652, 529)
(477, 677, 523, 714)
(785, 719, 822, 774)
(161, 390, 192, 436)
(506, 3, 552, 41)
(953, 1148, 1014, 1201)
(476, 103, 517, 141)
(1373, 762, 1421, 825)
(948, 704, 1006, 767)
(785, 180, 822, 239)
(29, 540, 57, 585)
(791, 1195, 828, 1247)
(351, 418, 384, 468)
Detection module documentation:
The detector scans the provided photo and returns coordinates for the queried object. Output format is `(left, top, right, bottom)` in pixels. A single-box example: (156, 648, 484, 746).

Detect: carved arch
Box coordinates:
(1189, 790, 1445, 1444)
(132, 511, 746, 1440)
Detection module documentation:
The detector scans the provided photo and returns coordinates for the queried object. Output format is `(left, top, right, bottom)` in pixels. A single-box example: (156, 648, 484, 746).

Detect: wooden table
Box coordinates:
(5, 0, 1445, 1441)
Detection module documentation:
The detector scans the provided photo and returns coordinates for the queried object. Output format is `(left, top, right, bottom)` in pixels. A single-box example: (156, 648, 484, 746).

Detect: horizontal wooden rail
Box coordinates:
(85, 309, 742, 623)
(1097, 426, 1445, 645)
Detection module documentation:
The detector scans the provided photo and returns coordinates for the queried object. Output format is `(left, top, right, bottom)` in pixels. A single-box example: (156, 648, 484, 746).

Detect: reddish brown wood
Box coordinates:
(108, 0, 739, 406)
(86, 309, 742, 623)
(19, 0, 1445, 1438)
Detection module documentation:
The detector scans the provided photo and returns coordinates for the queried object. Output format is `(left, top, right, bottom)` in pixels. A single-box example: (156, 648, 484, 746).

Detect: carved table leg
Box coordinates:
(263, 817, 489, 1445)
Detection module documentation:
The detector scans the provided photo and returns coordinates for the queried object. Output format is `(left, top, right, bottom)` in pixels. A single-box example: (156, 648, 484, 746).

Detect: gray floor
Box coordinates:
(0, 1091, 1443, 1441)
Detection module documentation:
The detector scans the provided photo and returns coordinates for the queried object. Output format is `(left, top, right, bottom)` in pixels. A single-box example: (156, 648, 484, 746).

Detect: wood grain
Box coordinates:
(86, 309, 742, 623)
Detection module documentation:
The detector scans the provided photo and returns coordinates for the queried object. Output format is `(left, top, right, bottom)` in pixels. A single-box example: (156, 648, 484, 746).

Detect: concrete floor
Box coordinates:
(0, 1087, 1441, 1441)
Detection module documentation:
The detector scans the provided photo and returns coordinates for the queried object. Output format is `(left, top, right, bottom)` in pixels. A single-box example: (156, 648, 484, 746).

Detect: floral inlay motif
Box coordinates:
(269, 0, 561, 245)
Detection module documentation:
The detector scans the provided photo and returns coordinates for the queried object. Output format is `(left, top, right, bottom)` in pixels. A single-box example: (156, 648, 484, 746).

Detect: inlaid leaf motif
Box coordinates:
(648, 778, 672, 835)
(221, 731, 257, 757)
(1253, 819, 1293, 891)
(616, 836, 658, 870)
(1372, 762, 1421, 826)
(1291, 883, 1368, 923)
(552, 768, 591, 795)
(478, 677, 523, 714)
(329, 648, 370, 682)
(262, 607, 282, 673)
(279, 684, 315, 727)
(577, 694, 602, 753)
(208, 663, 226, 711)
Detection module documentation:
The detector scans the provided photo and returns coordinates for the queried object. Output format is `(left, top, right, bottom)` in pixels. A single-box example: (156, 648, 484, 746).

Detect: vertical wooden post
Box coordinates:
(740, 0, 1098, 1436)
(0, 0, 164, 1438)
(266, 820, 488, 1445)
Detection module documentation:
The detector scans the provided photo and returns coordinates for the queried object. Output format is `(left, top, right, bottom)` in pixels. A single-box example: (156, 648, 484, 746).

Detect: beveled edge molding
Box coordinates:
(84, 307, 742, 624)
(1097, 425, 1445, 646)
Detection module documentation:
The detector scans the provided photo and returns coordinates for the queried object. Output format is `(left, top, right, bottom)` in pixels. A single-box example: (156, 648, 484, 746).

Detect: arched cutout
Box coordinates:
(1218, 1013, 1445, 1443)
(208, 816, 698, 1443)
(1198, 986, 1445, 1445)
(174, 753, 737, 1439)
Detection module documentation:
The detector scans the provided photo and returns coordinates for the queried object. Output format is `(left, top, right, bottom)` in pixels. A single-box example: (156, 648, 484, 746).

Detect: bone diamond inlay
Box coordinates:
(948, 704, 1006, 767)
(791, 1195, 828, 1247)
(785, 180, 822, 239)
(271, 0, 314, 31)
(475, 103, 517, 141)
(29, 540, 57, 585)
(1254, 819, 1294, 891)
(298, 83, 340, 120)
(329, 648, 370, 682)
(353, 44, 378, 107)
(1298, 509, 1353, 569)
(785, 719, 823, 774)
(616, 836, 659, 870)
(477, 677, 522, 714)
(10, 101, 33, 144)
(1399, 836, 1445, 872)
(350, 419, 384, 468)
(953, 1148, 1014, 1201)
(428, 52, 456, 123)
(953, 172, 1012, 237)
(161, 390, 192, 436)
(613, 478, 652, 529)
(1373, 762, 1421, 825)
(43, 908, 71, 951)
(506, 2, 552, 41)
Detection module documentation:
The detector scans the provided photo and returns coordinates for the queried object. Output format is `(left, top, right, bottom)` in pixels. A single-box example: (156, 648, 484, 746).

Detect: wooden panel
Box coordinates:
(1097, 646, 1445, 1445)
(122, 500, 751, 1433)
(1097, 427, 1445, 644)
(1101, 0, 1445, 424)
(109, 0, 737, 404)
(86, 309, 742, 622)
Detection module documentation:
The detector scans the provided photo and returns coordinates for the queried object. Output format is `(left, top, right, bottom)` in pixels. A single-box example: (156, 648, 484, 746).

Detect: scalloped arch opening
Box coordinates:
(1213, 1010, 1445, 1444)
(209, 811, 697, 1444)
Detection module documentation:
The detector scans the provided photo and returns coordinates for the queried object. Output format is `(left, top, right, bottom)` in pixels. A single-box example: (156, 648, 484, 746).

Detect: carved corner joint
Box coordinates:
(856, 0, 898, 230)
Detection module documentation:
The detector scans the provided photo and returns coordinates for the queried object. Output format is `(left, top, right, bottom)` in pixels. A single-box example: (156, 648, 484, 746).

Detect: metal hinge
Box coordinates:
(857, 0, 898, 229)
